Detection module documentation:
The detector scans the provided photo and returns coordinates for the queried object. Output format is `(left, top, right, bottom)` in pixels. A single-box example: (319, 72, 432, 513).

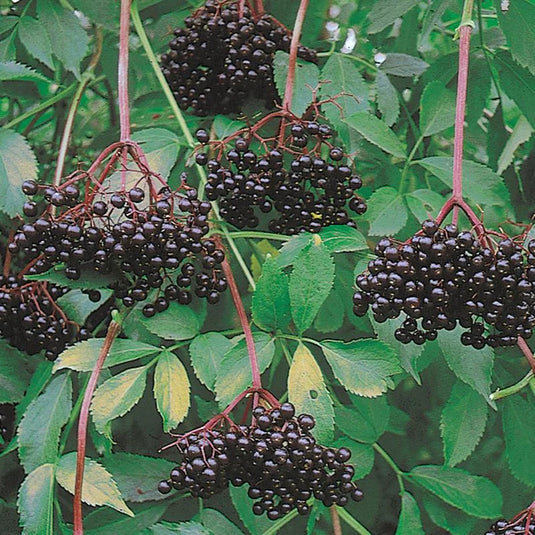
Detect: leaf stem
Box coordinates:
(517, 337, 535, 374)
(399, 135, 424, 194)
(58, 373, 89, 456)
(261, 508, 300, 535)
(330, 506, 343, 535)
(118, 0, 132, 141)
(336, 508, 373, 535)
(224, 231, 290, 242)
(373, 443, 406, 493)
(490, 371, 535, 401)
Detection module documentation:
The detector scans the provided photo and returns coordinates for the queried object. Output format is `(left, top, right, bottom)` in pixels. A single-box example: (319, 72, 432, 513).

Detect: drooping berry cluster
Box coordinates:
(10, 178, 227, 316)
(198, 120, 366, 234)
(158, 403, 363, 520)
(0, 275, 87, 360)
(0, 404, 15, 450)
(486, 515, 535, 534)
(161, 0, 317, 116)
(353, 220, 535, 348)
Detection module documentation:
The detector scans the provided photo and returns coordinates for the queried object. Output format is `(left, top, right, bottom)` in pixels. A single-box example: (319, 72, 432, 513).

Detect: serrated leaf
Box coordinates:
(17, 464, 55, 535)
(408, 465, 502, 518)
(215, 332, 275, 407)
(212, 115, 248, 139)
(367, 0, 420, 33)
(101, 453, 177, 503)
(141, 302, 201, 341)
(289, 241, 335, 333)
(318, 225, 368, 253)
(376, 71, 400, 126)
(0, 61, 50, 82)
(24, 264, 119, 289)
(344, 113, 406, 158)
(418, 0, 452, 52)
(418, 156, 511, 208)
(56, 452, 133, 516)
(189, 332, 235, 390)
(321, 339, 401, 397)
(365, 186, 408, 236)
(154, 350, 190, 432)
(441, 382, 488, 467)
(379, 53, 429, 77)
(494, 0, 535, 75)
(200, 508, 244, 535)
(420, 81, 456, 136)
(437, 328, 495, 405)
(273, 51, 319, 116)
(131, 128, 181, 180)
(56, 289, 113, 325)
(37, 0, 89, 77)
(18, 373, 72, 472)
(252, 256, 291, 331)
(150, 522, 209, 535)
(18, 16, 54, 69)
(0, 129, 38, 218)
(53, 338, 160, 372)
(275, 233, 312, 267)
(395, 492, 425, 535)
(288, 343, 334, 442)
(90, 366, 148, 436)
(423, 495, 478, 535)
(502, 395, 535, 486)
(497, 115, 533, 174)
(405, 189, 446, 223)
(0, 340, 31, 403)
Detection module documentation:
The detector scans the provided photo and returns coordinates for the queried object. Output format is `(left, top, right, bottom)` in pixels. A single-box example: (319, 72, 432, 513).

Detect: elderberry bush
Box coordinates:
(10, 178, 227, 316)
(485, 517, 535, 534)
(198, 120, 367, 234)
(353, 220, 535, 348)
(158, 403, 363, 520)
(161, 0, 317, 116)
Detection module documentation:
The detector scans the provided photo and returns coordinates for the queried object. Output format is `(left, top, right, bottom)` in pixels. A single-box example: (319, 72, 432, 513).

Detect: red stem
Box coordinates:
(3, 230, 15, 277)
(118, 0, 131, 142)
(73, 320, 122, 535)
(517, 337, 535, 374)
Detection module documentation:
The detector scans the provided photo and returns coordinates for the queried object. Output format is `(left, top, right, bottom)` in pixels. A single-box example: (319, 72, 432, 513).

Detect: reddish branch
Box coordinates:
(118, 0, 131, 141)
(73, 320, 122, 535)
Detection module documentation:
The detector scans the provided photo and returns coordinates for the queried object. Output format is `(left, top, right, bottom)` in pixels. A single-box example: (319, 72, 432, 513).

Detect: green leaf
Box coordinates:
(344, 113, 406, 158)
(335, 395, 390, 444)
(289, 241, 335, 333)
(101, 453, 177, 503)
(215, 332, 275, 407)
(200, 508, 244, 535)
(418, 156, 511, 208)
(0, 340, 31, 403)
(333, 438, 375, 479)
(0, 129, 38, 218)
(405, 189, 446, 224)
(437, 329, 495, 404)
(0, 16, 18, 35)
(212, 115, 247, 139)
(395, 492, 425, 535)
(17, 464, 55, 535)
(154, 350, 190, 432)
(502, 395, 535, 486)
(230, 485, 271, 534)
(497, 115, 533, 174)
(367, 0, 420, 33)
(90, 366, 148, 437)
(493, 50, 535, 128)
(53, 338, 160, 372)
(56, 452, 134, 516)
(18, 16, 54, 69)
(379, 53, 429, 77)
(423, 495, 478, 534)
(150, 522, 209, 535)
(37, 0, 89, 77)
(252, 256, 291, 331)
(84, 504, 167, 535)
(288, 343, 334, 443)
(321, 339, 401, 397)
(418, 0, 452, 52)
(275, 233, 312, 267)
(365, 186, 408, 236)
(189, 332, 235, 390)
(24, 264, 119, 289)
(18, 373, 72, 472)
(273, 51, 320, 116)
(56, 289, 113, 325)
(141, 302, 201, 341)
(441, 382, 488, 467)
(408, 465, 502, 518)
(0, 61, 50, 82)
(376, 71, 400, 126)
(318, 225, 368, 253)
(131, 128, 181, 180)
(420, 81, 456, 136)
(494, 0, 535, 75)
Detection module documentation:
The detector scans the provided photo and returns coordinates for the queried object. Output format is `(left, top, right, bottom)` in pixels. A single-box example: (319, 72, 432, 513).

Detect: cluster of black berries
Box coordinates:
(0, 275, 87, 360)
(158, 403, 363, 519)
(353, 220, 535, 348)
(161, 0, 317, 116)
(0, 404, 15, 450)
(486, 516, 535, 534)
(197, 121, 367, 234)
(10, 179, 227, 316)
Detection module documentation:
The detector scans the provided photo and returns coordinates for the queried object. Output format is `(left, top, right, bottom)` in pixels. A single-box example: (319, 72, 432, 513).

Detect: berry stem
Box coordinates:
(490, 370, 534, 401)
(336, 508, 373, 535)
(330, 507, 343, 535)
(517, 337, 535, 374)
(73, 318, 123, 535)
(3, 230, 14, 277)
(118, 0, 132, 142)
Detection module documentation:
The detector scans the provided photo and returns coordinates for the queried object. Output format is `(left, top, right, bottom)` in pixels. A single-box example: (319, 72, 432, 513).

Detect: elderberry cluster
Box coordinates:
(158, 403, 363, 520)
(10, 179, 227, 316)
(486, 517, 535, 534)
(161, 0, 317, 116)
(198, 121, 366, 234)
(0, 275, 87, 360)
(353, 220, 535, 348)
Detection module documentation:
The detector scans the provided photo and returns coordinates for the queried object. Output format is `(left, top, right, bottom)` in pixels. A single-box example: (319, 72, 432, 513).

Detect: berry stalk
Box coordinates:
(118, 0, 132, 142)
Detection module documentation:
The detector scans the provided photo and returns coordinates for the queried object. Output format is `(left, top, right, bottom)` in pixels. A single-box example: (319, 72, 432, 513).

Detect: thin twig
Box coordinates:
(330, 507, 343, 535)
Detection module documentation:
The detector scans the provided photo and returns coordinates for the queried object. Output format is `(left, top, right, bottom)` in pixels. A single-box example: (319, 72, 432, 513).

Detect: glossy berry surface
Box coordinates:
(485, 515, 535, 534)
